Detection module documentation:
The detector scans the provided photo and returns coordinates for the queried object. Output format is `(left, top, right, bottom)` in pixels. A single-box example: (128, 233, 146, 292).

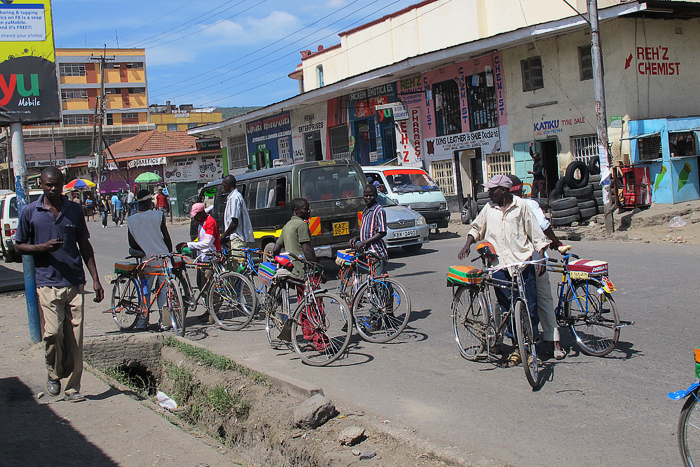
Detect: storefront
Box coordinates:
(246, 112, 292, 169)
(628, 117, 700, 204)
(347, 83, 398, 166)
(291, 104, 327, 163)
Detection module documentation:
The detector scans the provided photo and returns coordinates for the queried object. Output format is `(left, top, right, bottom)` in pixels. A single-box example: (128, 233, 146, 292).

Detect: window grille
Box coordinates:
(571, 135, 598, 163)
(430, 160, 456, 195)
(59, 63, 86, 77)
(467, 72, 498, 131)
(638, 136, 662, 161)
(486, 152, 511, 179)
(329, 126, 350, 160)
(578, 46, 593, 81)
(433, 80, 462, 136)
(521, 56, 544, 91)
(228, 134, 248, 169)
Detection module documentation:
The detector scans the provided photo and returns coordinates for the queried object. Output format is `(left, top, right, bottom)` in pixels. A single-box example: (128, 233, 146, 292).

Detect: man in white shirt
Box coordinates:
(458, 175, 549, 366)
(220, 175, 254, 263)
(127, 190, 173, 331)
(508, 175, 566, 360)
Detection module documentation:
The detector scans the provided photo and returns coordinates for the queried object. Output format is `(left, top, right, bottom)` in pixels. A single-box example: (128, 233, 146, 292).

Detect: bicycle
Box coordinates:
(335, 249, 411, 343)
(108, 249, 187, 337)
(668, 348, 700, 467)
(177, 250, 257, 331)
(548, 246, 632, 357)
(258, 253, 352, 366)
(449, 242, 541, 388)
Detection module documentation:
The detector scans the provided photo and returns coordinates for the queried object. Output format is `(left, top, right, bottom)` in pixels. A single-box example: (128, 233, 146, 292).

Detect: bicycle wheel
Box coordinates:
(514, 298, 539, 388)
(564, 280, 620, 357)
(164, 279, 186, 337)
(208, 272, 257, 331)
(353, 278, 411, 343)
(679, 388, 700, 467)
(291, 291, 351, 366)
(265, 285, 291, 348)
(174, 267, 193, 316)
(111, 273, 142, 331)
(452, 286, 488, 360)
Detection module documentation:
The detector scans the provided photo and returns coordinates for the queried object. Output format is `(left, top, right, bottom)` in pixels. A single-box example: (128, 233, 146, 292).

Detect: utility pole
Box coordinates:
(90, 46, 114, 196)
(588, 0, 614, 234)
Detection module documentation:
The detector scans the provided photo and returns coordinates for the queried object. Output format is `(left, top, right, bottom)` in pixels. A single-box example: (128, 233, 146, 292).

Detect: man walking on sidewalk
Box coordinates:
(15, 166, 104, 402)
(220, 175, 254, 263)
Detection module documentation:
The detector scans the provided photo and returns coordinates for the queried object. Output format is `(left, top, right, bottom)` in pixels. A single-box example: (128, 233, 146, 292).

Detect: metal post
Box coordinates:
(10, 122, 41, 344)
(588, 0, 614, 234)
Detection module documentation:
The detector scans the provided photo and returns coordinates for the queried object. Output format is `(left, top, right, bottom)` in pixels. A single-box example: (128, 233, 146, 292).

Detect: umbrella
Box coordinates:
(134, 172, 163, 184)
(64, 179, 96, 190)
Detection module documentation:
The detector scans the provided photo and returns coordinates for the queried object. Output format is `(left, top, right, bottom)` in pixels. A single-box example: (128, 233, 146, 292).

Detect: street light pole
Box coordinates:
(588, 0, 614, 234)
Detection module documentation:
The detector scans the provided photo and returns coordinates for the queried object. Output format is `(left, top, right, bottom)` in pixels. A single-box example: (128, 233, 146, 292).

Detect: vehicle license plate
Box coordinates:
(333, 221, 349, 236)
(428, 223, 437, 229)
(394, 229, 417, 238)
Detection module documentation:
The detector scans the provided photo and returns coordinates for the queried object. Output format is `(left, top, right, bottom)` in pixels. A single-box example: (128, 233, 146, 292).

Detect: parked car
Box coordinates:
(362, 166, 450, 231)
(1, 190, 42, 263)
(191, 160, 367, 258)
(377, 193, 429, 254)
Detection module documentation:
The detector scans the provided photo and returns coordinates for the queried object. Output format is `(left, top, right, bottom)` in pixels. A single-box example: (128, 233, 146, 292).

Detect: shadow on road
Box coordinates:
(0, 377, 119, 466)
(408, 308, 431, 324)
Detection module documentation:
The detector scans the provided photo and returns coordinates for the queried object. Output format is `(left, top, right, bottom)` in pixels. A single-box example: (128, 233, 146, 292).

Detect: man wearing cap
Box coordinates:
(127, 189, 174, 331)
(458, 174, 549, 366)
(220, 175, 254, 262)
(508, 174, 567, 360)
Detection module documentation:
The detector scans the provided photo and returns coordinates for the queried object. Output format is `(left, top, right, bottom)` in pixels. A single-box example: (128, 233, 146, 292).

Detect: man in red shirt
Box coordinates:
(155, 186, 169, 214)
(184, 203, 221, 323)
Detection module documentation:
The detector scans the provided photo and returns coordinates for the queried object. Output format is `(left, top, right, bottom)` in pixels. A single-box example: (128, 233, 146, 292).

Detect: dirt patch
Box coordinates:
(88, 335, 473, 467)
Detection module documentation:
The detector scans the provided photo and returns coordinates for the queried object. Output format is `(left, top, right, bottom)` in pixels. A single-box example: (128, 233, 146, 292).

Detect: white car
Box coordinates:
(1, 190, 42, 263)
(378, 193, 429, 254)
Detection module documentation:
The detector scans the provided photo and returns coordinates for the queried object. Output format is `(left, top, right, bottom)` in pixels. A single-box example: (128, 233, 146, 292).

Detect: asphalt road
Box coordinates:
(61, 220, 700, 466)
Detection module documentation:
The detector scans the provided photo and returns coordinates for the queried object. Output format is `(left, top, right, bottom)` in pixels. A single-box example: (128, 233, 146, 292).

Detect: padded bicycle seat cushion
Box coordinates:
(114, 262, 138, 274)
(447, 265, 483, 285)
(335, 249, 355, 266)
(258, 262, 277, 287)
(567, 259, 608, 276)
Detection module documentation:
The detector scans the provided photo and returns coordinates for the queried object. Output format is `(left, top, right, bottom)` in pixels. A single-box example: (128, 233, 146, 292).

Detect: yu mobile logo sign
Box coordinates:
(0, 0, 60, 124)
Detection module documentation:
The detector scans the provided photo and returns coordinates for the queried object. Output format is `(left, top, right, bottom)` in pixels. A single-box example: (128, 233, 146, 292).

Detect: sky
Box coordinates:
(51, 0, 421, 109)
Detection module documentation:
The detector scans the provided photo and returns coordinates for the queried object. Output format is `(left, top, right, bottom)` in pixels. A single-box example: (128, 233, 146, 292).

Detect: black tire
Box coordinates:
(564, 280, 620, 357)
(452, 286, 487, 360)
(514, 298, 539, 388)
(476, 191, 490, 200)
(461, 199, 478, 224)
(353, 278, 411, 343)
(291, 291, 352, 366)
(579, 207, 598, 219)
(111, 273, 142, 331)
(551, 214, 581, 226)
(578, 199, 597, 209)
(598, 205, 605, 214)
(477, 200, 488, 211)
(678, 387, 700, 467)
(550, 178, 566, 198)
(208, 272, 257, 331)
(588, 156, 601, 175)
(532, 197, 549, 210)
(3, 250, 14, 264)
(164, 279, 186, 337)
(402, 244, 423, 254)
(550, 197, 577, 210)
(565, 160, 589, 189)
(265, 285, 291, 348)
(564, 184, 594, 198)
(551, 206, 580, 218)
(589, 173, 601, 184)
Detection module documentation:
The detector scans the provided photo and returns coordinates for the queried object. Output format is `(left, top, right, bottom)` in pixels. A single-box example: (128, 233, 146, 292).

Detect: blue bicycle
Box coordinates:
(669, 359, 700, 467)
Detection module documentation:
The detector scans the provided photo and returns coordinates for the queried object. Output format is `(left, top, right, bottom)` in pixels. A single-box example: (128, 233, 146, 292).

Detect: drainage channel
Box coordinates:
(83, 333, 474, 467)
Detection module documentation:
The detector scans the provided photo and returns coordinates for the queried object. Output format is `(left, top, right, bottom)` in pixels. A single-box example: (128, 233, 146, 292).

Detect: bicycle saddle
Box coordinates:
(129, 248, 146, 259)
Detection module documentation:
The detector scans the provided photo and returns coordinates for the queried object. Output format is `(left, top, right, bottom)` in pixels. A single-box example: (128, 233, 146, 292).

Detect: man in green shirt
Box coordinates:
(272, 198, 316, 277)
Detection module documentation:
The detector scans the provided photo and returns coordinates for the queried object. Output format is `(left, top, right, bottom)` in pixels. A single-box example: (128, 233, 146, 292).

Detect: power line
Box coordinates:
(109, 0, 198, 46)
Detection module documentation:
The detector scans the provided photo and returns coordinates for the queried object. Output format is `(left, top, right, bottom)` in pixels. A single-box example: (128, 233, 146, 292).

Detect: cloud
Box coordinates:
(200, 10, 303, 46)
(325, 0, 347, 8)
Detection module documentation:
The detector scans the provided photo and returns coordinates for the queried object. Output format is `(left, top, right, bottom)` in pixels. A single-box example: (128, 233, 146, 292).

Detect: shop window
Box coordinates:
(571, 134, 598, 163)
(579, 46, 593, 81)
(486, 152, 511, 179)
(638, 135, 662, 161)
(329, 126, 350, 160)
(430, 160, 456, 196)
(467, 72, 498, 131)
(59, 63, 85, 77)
(228, 134, 248, 169)
(670, 132, 696, 157)
(433, 80, 462, 136)
(521, 56, 544, 91)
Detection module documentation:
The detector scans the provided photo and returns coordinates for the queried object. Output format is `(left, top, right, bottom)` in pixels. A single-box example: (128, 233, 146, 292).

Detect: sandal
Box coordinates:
(505, 350, 521, 368)
(554, 348, 566, 360)
(527, 355, 543, 366)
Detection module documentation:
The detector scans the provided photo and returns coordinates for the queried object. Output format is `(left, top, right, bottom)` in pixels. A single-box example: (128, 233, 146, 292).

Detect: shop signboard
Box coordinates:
(163, 154, 223, 183)
(0, 0, 60, 124)
(424, 127, 502, 160)
(100, 166, 164, 194)
(395, 108, 422, 167)
(246, 111, 291, 166)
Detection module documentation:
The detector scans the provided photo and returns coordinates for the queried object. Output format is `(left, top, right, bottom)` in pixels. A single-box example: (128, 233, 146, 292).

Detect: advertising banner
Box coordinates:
(163, 154, 223, 183)
(424, 127, 502, 160)
(0, 0, 60, 124)
(395, 108, 422, 167)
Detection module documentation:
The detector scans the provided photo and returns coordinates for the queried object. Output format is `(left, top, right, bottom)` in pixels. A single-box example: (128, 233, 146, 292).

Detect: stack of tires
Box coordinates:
(476, 190, 490, 212)
(549, 157, 602, 227)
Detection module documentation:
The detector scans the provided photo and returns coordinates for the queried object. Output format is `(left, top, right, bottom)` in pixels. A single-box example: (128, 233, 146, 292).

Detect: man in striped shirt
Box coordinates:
(350, 184, 388, 275)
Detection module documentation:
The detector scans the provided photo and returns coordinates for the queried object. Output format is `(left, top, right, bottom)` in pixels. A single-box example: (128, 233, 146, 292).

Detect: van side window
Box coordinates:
(300, 167, 363, 202)
(247, 183, 257, 210)
(265, 177, 286, 208)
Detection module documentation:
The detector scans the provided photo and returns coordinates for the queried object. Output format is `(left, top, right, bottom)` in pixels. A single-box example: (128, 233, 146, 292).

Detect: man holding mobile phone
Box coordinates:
(15, 166, 104, 403)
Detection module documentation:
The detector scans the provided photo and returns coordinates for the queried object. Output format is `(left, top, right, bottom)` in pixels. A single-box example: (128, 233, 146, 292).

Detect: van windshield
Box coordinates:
(385, 171, 441, 194)
(300, 166, 364, 202)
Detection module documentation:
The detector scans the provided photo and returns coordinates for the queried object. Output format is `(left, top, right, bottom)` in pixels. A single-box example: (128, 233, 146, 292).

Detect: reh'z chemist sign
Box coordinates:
(0, 0, 60, 125)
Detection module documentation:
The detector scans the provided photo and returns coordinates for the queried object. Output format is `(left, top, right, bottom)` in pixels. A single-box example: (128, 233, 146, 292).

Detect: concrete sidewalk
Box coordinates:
(0, 292, 241, 467)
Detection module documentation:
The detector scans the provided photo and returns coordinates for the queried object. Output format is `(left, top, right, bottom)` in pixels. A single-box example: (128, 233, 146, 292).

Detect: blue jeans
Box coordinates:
(492, 264, 539, 342)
